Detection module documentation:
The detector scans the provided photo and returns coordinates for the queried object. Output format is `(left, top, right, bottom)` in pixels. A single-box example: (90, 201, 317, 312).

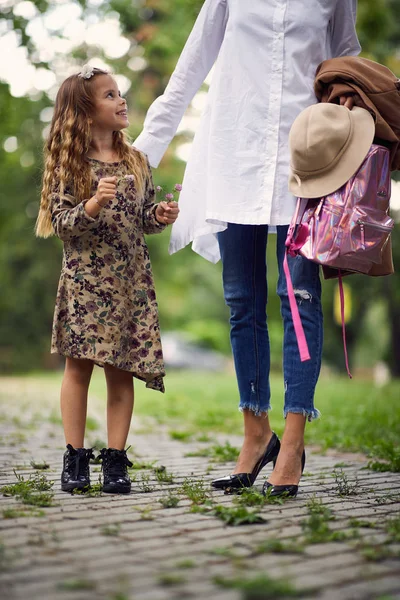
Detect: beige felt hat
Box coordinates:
(288, 104, 375, 198)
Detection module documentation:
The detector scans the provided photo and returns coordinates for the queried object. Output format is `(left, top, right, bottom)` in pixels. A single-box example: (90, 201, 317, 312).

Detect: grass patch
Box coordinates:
(385, 515, 400, 542)
(256, 538, 304, 555)
(212, 505, 265, 526)
(180, 477, 209, 505)
(2, 507, 45, 518)
(159, 492, 180, 508)
(138, 473, 155, 493)
(175, 559, 195, 569)
(332, 468, 359, 496)
(100, 523, 121, 536)
(214, 573, 302, 598)
(71, 481, 103, 497)
(1, 471, 55, 507)
(57, 579, 96, 591)
(30, 460, 50, 470)
(153, 465, 174, 484)
(169, 430, 193, 442)
(158, 573, 186, 586)
(301, 496, 349, 544)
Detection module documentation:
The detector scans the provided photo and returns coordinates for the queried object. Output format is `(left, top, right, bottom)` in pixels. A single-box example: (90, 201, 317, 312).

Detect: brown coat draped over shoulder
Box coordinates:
(314, 56, 400, 171)
(314, 56, 399, 277)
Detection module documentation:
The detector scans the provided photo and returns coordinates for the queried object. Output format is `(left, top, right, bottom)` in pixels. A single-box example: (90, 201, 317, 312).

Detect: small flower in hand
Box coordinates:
(155, 183, 182, 225)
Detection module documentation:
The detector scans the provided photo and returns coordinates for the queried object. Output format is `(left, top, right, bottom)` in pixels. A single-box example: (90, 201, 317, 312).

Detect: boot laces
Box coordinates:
(66, 444, 94, 480)
(100, 448, 133, 479)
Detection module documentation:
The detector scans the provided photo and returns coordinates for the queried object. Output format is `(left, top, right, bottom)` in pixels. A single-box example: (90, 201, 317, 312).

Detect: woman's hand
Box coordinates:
(339, 94, 355, 110)
(155, 201, 180, 225)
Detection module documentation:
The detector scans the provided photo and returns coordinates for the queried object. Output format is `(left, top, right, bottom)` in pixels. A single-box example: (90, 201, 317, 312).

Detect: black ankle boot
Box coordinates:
(99, 448, 133, 494)
(61, 444, 95, 492)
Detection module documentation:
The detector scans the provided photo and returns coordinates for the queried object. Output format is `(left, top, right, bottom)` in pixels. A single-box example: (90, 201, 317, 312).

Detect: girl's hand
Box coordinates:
(155, 201, 180, 225)
(94, 176, 117, 206)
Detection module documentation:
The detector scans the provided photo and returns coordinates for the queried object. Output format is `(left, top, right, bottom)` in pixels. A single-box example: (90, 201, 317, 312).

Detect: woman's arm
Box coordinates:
(329, 0, 361, 58)
(134, 0, 228, 167)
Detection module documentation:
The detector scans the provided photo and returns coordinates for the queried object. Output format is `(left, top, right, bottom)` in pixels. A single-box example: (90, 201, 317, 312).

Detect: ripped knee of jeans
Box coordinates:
(293, 288, 313, 303)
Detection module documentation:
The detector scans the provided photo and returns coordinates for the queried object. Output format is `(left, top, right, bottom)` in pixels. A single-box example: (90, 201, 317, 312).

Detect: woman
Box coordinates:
(134, 0, 360, 497)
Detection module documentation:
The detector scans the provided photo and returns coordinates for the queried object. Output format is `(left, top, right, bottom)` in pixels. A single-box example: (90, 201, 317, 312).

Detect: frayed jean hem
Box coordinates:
(284, 407, 321, 422)
(239, 403, 271, 417)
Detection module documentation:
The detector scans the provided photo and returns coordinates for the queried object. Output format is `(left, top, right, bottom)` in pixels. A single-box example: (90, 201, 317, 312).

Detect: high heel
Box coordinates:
(262, 449, 306, 498)
(211, 432, 280, 491)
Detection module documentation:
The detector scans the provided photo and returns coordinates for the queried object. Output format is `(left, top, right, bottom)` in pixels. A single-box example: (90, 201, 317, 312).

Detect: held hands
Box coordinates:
(155, 201, 180, 225)
(94, 176, 117, 207)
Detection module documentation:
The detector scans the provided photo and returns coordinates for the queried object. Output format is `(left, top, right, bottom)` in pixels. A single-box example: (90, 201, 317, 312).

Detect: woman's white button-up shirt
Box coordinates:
(134, 0, 361, 263)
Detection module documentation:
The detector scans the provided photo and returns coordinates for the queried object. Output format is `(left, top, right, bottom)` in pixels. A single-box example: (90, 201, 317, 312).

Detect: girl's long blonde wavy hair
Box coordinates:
(36, 67, 148, 238)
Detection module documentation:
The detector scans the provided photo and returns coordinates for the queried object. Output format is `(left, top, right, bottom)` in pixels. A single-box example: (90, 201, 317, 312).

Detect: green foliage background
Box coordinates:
(0, 0, 399, 374)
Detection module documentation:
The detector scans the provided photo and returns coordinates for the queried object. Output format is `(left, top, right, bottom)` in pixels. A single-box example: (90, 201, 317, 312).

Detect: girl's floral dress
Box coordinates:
(50, 158, 166, 392)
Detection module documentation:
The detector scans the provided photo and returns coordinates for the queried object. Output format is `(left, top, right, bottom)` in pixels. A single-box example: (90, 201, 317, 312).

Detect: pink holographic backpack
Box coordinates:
(284, 144, 394, 376)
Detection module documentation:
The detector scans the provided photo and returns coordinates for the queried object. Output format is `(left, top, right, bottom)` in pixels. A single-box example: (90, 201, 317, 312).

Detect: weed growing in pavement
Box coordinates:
(57, 579, 96, 591)
(158, 573, 186, 586)
(359, 544, 397, 562)
(232, 488, 267, 507)
(256, 538, 304, 555)
(212, 505, 265, 526)
(180, 477, 209, 505)
(385, 515, 400, 542)
(332, 468, 359, 496)
(333, 462, 350, 468)
(348, 518, 377, 529)
(153, 465, 174, 484)
(208, 546, 238, 558)
(100, 523, 121, 536)
(137, 506, 154, 521)
(374, 492, 400, 505)
(175, 559, 195, 569)
(138, 473, 155, 493)
(30, 460, 50, 470)
(301, 496, 348, 544)
(159, 492, 180, 509)
(128, 460, 156, 471)
(2, 507, 45, 519)
(71, 479, 103, 497)
(1, 471, 55, 507)
(214, 573, 302, 598)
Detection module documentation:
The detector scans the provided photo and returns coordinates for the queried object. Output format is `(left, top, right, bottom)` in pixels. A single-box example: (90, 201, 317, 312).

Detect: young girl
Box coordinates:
(36, 65, 179, 494)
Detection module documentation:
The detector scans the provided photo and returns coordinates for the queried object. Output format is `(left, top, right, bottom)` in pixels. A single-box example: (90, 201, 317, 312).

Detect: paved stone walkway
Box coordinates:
(0, 377, 399, 600)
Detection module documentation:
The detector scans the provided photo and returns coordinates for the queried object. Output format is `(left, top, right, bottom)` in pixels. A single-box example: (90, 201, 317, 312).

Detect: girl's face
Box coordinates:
(90, 74, 129, 131)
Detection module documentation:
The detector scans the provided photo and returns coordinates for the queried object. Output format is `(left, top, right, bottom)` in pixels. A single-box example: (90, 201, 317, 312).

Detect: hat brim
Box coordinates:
(288, 107, 375, 199)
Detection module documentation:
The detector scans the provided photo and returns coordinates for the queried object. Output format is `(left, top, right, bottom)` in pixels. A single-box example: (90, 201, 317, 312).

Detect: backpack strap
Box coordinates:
(338, 270, 352, 379)
(284, 198, 311, 362)
(283, 250, 311, 362)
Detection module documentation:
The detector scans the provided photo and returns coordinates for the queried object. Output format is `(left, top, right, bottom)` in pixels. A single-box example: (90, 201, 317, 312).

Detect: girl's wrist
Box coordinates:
(94, 196, 106, 208)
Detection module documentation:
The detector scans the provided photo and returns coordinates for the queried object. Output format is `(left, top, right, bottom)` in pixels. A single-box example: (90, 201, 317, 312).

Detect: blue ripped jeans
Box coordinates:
(217, 223, 322, 420)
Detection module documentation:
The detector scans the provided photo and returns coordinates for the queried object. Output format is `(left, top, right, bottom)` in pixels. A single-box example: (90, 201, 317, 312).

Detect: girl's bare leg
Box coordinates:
(104, 364, 134, 450)
(60, 357, 94, 448)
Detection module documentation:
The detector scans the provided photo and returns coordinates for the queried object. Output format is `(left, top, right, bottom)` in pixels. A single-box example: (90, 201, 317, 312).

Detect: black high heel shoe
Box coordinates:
(211, 432, 280, 491)
(262, 449, 306, 498)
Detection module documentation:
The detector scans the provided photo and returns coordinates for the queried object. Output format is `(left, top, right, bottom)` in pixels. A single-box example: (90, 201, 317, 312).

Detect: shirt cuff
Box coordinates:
(133, 131, 168, 168)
